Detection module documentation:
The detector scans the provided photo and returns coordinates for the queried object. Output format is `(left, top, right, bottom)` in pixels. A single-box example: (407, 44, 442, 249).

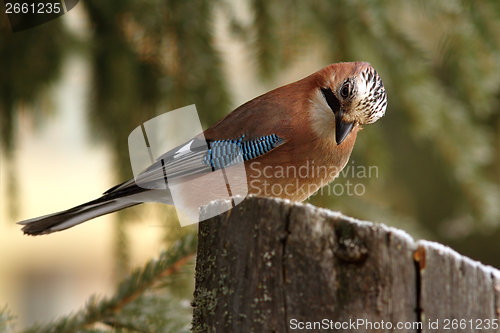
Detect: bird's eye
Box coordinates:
(341, 83, 350, 98)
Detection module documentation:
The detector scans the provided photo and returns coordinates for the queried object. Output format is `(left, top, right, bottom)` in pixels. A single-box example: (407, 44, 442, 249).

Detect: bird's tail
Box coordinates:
(18, 197, 140, 236)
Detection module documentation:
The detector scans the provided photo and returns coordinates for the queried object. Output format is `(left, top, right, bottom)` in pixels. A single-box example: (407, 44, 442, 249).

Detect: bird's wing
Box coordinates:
(105, 133, 285, 195)
(107, 83, 303, 196)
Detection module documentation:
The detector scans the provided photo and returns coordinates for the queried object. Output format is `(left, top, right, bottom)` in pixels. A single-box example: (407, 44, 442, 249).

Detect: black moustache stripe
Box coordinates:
(320, 87, 341, 114)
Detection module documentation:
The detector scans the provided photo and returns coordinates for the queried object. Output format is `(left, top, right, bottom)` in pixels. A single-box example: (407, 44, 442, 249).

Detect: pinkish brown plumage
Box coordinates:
(19, 62, 387, 235)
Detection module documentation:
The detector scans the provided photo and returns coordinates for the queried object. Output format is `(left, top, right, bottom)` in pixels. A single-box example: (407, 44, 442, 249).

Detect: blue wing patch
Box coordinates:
(105, 134, 284, 194)
(203, 134, 284, 170)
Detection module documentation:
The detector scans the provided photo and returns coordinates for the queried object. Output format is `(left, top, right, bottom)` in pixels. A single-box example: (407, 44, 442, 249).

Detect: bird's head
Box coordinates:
(311, 62, 387, 145)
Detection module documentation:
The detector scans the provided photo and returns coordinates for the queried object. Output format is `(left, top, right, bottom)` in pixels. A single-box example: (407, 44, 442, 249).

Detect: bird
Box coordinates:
(18, 61, 387, 235)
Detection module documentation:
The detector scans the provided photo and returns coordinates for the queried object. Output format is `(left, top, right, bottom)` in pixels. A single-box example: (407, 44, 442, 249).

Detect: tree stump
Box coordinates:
(192, 196, 500, 333)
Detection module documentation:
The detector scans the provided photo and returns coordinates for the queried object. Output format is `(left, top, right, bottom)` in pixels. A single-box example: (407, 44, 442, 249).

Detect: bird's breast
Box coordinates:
(244, 128, 358, 201)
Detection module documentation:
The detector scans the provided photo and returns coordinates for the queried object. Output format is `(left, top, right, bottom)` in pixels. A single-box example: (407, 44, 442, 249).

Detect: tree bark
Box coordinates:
(192, 196, 500, 333)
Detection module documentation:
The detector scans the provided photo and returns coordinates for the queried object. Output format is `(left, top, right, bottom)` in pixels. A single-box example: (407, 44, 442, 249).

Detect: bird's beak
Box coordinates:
(335, 110, 354, 145)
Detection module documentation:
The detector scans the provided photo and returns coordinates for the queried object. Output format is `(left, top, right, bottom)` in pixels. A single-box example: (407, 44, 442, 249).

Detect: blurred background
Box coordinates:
(1, 0, 499, 329)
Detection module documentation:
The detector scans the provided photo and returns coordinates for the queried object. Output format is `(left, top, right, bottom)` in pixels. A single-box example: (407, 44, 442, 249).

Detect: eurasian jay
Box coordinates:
(19, 61, 387, 235)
